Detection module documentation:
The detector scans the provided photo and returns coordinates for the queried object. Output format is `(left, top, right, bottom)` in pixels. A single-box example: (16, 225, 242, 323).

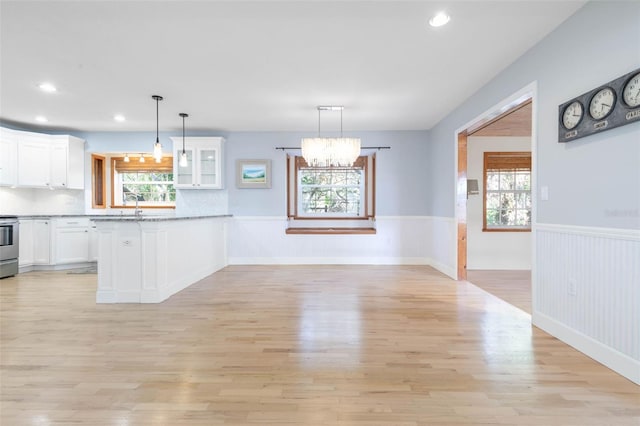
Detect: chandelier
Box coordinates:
(301, 106, 361, 167)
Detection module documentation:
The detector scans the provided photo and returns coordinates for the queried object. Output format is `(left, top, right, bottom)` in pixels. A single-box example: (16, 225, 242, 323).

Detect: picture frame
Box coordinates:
(236, 159, 272, 189)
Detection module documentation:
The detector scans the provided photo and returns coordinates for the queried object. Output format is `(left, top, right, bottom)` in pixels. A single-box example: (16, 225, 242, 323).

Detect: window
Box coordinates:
(111, 156, 176, 208)
(299, 167, 364, 216)
(483, 151, 531, 231)
(286, 155, 376, 233)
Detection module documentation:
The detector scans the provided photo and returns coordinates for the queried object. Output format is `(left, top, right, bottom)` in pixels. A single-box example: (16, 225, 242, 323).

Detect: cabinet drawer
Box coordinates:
(56, 218, 90, 228)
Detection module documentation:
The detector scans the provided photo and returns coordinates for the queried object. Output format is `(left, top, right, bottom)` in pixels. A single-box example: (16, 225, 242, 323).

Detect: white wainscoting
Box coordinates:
(425, 216, 457, 279)
(228, 215, 458, 278)
(228, 216, 432, 265)
(534, 223, 640, 384)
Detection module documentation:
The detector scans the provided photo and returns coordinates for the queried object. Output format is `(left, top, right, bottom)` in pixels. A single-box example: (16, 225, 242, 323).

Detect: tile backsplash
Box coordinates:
(175, 189, 228, 217)
(0, 187, 229, 217)
(0, 188, 85, 215)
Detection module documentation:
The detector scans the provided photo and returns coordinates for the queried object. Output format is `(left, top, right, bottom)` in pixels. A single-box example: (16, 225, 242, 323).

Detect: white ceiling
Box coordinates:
(0, 1, 585, 133)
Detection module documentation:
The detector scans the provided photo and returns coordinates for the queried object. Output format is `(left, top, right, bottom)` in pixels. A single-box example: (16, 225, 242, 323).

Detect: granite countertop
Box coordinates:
(92, 214, 231, 222)
(18, 214, 232, 222)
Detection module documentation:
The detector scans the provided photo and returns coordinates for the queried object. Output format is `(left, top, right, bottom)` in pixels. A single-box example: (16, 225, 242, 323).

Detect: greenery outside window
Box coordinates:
(298, 167, 364, 217)
(483, 151, 531, 231)
(111, 156, 176, 208)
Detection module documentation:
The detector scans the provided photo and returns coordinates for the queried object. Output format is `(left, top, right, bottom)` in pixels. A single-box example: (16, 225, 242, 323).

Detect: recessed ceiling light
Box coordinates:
(38, 82, 57, 93)
(429, 11, 450, 27)
(114, 114, 126, 122)
(35, 116, 48, 123)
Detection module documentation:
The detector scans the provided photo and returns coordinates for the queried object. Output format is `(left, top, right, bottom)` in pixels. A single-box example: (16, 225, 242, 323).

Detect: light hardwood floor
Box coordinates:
(466, 270, 531, 314)
(1, 266, 638, 425)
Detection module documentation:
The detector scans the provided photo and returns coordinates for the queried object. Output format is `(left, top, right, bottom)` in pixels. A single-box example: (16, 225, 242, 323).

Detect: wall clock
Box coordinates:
(588, 87, 615, 120)
(622, 71, 640, 108)
(558, 67, 640, 143)
(562, 101, 583, 130)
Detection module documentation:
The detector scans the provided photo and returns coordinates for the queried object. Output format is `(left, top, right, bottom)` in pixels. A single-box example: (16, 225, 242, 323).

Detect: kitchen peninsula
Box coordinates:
(93, 215, 230, 303)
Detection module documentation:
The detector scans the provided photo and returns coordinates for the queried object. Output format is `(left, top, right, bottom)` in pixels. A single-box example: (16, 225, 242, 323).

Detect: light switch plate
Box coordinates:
(541, 186, 549, 201)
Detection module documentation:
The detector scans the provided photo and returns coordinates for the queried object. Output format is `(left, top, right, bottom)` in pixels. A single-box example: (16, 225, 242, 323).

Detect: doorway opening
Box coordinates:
(455, 83, 536, 313)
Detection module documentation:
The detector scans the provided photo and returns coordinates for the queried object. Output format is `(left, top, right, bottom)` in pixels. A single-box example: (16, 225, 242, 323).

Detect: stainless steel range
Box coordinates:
(0, 216, 19, 278)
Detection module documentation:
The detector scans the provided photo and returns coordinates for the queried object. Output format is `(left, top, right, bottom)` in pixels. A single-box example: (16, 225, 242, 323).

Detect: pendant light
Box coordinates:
(179, 113, 189, 167)
(152, 95, 163, 161)
(139, 154, 145, 163)
(123, 153, 130, 163)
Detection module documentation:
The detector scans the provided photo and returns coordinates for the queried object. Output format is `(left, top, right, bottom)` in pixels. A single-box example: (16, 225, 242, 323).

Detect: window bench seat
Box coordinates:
(285, 227, 376, 235)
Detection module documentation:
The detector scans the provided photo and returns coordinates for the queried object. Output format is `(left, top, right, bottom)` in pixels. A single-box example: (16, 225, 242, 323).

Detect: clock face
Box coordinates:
(623, 72, 640, 108)
(562, 101, 583, 130)
(589, 87, 616, 120)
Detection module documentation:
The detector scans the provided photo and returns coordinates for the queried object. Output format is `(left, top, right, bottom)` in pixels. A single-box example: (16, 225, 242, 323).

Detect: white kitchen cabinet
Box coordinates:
(17, 133, 51, 187)
(33, 220, 51, 265)
(0, 128, 18, 186)
(49, 141, 68, 188)
(13, 128, 85, 189)
(18, 219, 34, 267)
(171, 137, 224, 189)
(53, 217, 90, 264)
(19, 217, 98, 271)
(89, 221, 98, 262)
(50, 135, 85, 189)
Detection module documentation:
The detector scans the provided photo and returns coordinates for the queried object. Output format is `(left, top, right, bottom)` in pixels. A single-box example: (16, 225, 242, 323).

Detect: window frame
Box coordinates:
(482, 151, 531, 232)
(287, 155, 375, 220)
(110, 156, 176, 209)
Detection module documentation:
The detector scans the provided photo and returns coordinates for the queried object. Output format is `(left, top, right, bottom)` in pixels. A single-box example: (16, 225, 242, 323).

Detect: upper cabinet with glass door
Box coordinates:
(170, 137, 224, 189)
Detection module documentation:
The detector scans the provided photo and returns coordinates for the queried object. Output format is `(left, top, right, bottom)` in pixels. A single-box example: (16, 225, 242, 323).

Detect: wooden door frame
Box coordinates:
(455, 83, 537, 281)
(456, 132, 468, 280)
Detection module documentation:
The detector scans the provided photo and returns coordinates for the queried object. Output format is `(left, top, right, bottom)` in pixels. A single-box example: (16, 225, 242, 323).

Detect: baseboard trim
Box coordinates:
(533, 310, 640, 385)
(426, 258, 457, 280)
(228, 257, 429, 265)
(20, 262, 96, 274)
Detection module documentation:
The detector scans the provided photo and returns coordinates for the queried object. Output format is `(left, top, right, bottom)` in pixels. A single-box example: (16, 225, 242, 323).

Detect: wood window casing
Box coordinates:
(91, 154, 106, 209)
(286, 154, 376, 234)
(483, 151, 531, 232)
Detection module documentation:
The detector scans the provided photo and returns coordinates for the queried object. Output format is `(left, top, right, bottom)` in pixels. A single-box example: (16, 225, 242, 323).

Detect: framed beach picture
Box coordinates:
(236, 159, 272, 188)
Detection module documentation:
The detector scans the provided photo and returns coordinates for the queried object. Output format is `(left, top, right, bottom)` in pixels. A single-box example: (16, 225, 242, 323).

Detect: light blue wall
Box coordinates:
(226, 131, 429, 216)
(428, 1, 640, 230)
(76, 129, 429, 217)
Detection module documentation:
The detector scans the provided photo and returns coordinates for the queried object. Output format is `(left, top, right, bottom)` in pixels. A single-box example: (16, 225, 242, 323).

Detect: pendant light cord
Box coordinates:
(156, 97, 160, 144)
(179, 113, 189, 157)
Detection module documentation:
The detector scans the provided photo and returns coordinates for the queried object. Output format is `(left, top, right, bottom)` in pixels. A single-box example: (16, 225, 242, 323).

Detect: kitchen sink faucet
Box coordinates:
(124, 193, 143, 217)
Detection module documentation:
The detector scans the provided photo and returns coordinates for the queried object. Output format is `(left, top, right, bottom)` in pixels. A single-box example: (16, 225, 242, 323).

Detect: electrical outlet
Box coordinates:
(568, 279, 577, 296)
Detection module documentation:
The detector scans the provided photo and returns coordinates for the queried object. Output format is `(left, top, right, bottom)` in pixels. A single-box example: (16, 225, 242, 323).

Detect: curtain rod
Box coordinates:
(275, 146, 390, 151)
